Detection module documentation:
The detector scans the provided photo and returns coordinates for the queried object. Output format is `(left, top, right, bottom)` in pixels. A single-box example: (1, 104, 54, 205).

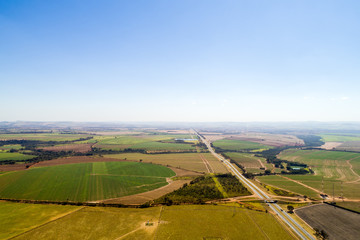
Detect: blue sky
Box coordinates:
(1, 0, 360, 122)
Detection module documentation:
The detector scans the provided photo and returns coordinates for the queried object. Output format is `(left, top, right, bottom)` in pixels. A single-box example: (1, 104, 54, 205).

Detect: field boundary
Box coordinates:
(0, 198, 134, 208)
(323, 202, 360, 214)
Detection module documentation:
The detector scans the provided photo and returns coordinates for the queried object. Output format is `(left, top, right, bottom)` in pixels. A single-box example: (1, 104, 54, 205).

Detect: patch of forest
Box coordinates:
(153, 174, 250, 205)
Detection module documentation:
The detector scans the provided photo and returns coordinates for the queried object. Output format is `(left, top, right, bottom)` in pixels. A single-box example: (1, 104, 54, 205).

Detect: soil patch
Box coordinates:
(40, 143, 93, 153)
(319, 142, 343, 150)
(296, 204, 360, 240)
(0, 163, 34, 172)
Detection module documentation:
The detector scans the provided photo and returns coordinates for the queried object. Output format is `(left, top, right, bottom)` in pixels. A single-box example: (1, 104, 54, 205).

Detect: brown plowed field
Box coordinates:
(0, 163, 35, 172)
(296, 204, 360, 240)
(102, 179, 191, 205)
(30, 156, 126, 168)
(40, 143, 93, 153)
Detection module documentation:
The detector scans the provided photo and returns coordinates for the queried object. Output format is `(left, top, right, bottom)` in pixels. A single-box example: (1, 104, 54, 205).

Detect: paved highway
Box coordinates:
(193, 130, 315, 240)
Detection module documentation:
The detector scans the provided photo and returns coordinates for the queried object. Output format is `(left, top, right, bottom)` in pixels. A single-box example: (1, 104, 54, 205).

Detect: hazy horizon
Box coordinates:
(1, 0, 359, 122)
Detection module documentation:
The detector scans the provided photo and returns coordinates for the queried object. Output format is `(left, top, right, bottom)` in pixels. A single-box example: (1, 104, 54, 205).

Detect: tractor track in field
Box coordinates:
(346, 157, 360, 183)
(279, 175, 322, 195)
(8, 207, 86, 240)
(199, 153, 214, 173)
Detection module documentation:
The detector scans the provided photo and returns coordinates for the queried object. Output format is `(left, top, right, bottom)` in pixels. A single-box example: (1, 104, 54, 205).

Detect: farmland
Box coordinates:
(0, 152, 35, 162)
(0, 162, 175, 202)
(203, 132, 304, 147)
(257, 175, 321, 199)
(0, 133, 92, 142)
(39, 143, 93, 153)
(295, 204, 360, 240)
(336, 201, 360, 213)
(156, 205, 294, 240)
(0, 144, 23, 150)
(318, 133, 360, 152)
(224, 152, 270, 173)
(94, 134, 198, 152)
(105, 152, 228, 173)
(213, 139, 273, 151)
(5, 203, 294, 240)
(278, 149, 360, 199)
(336, 141, 360, 152)
(0, 201, 80, 239)
(9, 204, 160, 240)
(320, 133, 360, 142)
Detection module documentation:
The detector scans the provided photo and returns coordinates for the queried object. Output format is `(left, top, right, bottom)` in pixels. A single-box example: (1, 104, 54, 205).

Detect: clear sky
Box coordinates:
(1, 0, 360, 122)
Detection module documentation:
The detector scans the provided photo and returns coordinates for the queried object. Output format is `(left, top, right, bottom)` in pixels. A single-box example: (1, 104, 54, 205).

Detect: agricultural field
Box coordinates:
(0, 144, 23, 150)
(39, 143, 93, 153)
(0, 201, 80, 239)
(0, 161, 175, 202)
(95, 134, 197, 152)
(230, 133, 304, 147)
(0, 152, 35, 162)
(204, 132, 304, 147)
(104, 152, 228, 173)
(2, 203, 294, 240)
(336, 201, 360, 213)
(0, 133, 92, 142)
(213, 139, 272, 152)
(295, 204, 360, 240)
(279, 149, 360, 199)
(318, 133, 360, 152)
(257, 175, 321, 199)
(10, 204, 160, 240)
(30, 156, 125, 168)
(224, 152, 271, 173)
(336, 141, 360, 152)
(319, 133, 360, 142)
(156, 205, 294, 240)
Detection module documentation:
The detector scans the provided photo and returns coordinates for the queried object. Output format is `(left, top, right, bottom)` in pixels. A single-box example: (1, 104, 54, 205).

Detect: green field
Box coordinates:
(213, 139, 272, 151)
(0, 144, 23, 150)
(257, 175, 321, 199)
(156, 205, 294, 240)
(5, 203, 293, 240)
(0, 152, 35, 162)
(280, 149, 360, 181)
(3, 203, 159, 240)
(320, 133, 360, 142)
(336, 201, 360, 213)
(0, 201, 79, 239)
(276, 149, 360, 199)
(105, 152, 228, 173)
(0, 162, 175, 202)
(130, 141, 196, 151)
(0, 133, 92, 142)
(95, 134, 197, 152)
